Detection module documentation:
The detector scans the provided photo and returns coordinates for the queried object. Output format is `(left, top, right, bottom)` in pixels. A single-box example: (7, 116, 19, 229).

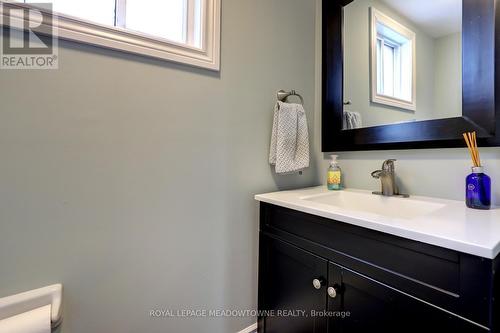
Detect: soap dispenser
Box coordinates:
(327, 155, 342, 190)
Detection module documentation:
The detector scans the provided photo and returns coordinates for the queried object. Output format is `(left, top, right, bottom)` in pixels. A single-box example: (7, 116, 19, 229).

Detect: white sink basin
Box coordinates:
(301, 190, 446, 220)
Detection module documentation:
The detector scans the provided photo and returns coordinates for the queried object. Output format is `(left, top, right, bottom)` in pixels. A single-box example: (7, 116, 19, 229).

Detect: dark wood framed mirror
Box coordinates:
(322, 0, 500, 151)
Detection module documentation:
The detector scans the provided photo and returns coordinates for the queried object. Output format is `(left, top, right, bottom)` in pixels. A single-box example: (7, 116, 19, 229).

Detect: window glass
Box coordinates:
(382, 43, 395, 96)
(25, 0, 116, 26)
(376, 22, 412, 103)
(125, 0, 187, 45)
(23, 0, 203, 48)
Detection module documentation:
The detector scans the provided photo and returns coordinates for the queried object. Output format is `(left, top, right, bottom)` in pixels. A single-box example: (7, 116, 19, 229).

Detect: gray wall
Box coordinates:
(0, 1, 317, 332)
(434, 32, 462, 119)
(314, 0, 500, 206)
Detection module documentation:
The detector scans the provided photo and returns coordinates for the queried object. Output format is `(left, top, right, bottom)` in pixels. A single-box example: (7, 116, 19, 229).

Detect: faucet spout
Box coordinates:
(371, 159, 409, 198)
(371, 170, 384, 179)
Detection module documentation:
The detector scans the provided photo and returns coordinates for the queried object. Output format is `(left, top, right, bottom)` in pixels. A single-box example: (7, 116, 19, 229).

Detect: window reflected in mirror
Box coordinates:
(343, 0, 462, 130)
(373, 8, 415, 110)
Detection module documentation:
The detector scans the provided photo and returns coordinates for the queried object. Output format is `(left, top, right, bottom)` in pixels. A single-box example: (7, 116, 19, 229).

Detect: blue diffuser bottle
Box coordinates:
(466, 167, 491, 210)
(463, 132, 491, 210)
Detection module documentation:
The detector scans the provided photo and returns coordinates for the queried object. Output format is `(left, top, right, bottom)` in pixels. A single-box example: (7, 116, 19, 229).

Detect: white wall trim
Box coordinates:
(237, 322, 257, 333)
(0, 0, 221, 71)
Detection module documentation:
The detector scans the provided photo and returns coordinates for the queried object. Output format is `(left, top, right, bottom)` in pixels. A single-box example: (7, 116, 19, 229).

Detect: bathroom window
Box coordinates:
(123, 0, 202, 47)
(371, 8, 416, 111)
(2, 0, 221, 70)
(24, 0, 116, 26)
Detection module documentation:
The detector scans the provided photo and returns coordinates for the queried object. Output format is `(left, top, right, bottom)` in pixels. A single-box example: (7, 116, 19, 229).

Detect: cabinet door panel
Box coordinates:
(259, 235, 328, 333)
(328, 263, 486, 333)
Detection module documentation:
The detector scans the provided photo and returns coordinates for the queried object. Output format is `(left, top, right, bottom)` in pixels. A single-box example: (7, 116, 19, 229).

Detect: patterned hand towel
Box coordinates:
(269, 101, 310, 174)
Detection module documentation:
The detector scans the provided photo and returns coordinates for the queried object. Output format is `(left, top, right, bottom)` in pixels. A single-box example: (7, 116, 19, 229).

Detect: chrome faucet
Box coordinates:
(371, 159, 409, 197)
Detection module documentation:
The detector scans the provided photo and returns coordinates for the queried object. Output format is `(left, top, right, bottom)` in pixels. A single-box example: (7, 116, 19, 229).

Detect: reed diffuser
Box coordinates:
(463, 132, 491, 210)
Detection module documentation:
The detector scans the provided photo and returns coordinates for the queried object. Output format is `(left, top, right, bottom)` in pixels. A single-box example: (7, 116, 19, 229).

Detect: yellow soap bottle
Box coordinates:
(327, 155, 342, 190)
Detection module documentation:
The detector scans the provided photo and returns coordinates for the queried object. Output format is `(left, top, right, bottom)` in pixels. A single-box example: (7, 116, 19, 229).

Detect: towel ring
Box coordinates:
(277, 90, 304, 105)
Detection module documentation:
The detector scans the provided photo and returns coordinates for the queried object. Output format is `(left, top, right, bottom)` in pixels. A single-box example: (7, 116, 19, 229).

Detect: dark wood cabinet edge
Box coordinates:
(490, 257, 500, 331)
(257, 231, 267, 333)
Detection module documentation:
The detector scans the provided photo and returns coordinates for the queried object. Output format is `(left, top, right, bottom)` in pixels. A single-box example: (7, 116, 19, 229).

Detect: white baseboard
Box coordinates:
(237, 322, 257, 333)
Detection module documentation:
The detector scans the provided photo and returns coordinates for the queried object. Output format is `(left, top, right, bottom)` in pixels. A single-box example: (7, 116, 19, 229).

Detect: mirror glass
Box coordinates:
(343, 0, 462, 130)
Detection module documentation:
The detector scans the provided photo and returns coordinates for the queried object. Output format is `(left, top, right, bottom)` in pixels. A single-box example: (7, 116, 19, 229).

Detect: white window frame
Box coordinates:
(0, 0, 221, 70)
(370, 7, 416, 111)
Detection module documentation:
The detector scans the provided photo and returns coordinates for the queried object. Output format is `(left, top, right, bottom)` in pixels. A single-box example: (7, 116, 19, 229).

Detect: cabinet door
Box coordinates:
(259, 234, 328, 333)
(327, 263, 486, 333)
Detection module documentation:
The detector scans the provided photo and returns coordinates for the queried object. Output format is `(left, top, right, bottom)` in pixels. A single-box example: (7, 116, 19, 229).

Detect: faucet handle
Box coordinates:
(382, 159, 397, 172)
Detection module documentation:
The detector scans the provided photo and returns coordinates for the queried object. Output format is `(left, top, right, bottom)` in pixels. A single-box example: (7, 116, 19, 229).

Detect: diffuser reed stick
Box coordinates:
(462, 132, 481, 167)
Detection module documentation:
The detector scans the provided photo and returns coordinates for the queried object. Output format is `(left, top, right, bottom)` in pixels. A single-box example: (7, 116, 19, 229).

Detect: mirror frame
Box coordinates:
(322, 0, 500, 151)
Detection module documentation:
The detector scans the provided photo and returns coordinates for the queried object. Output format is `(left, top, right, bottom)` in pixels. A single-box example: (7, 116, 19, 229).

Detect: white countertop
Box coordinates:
(255, 186, 500, 259)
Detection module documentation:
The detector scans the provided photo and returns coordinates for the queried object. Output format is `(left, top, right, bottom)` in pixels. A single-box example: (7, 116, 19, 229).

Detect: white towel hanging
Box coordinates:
(269, 101, 310, 174)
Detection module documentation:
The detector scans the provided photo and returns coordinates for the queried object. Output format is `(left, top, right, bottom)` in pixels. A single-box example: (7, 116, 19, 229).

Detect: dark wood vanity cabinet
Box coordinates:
(259, 235, 328, 332)
(258, 203, 499, 333)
